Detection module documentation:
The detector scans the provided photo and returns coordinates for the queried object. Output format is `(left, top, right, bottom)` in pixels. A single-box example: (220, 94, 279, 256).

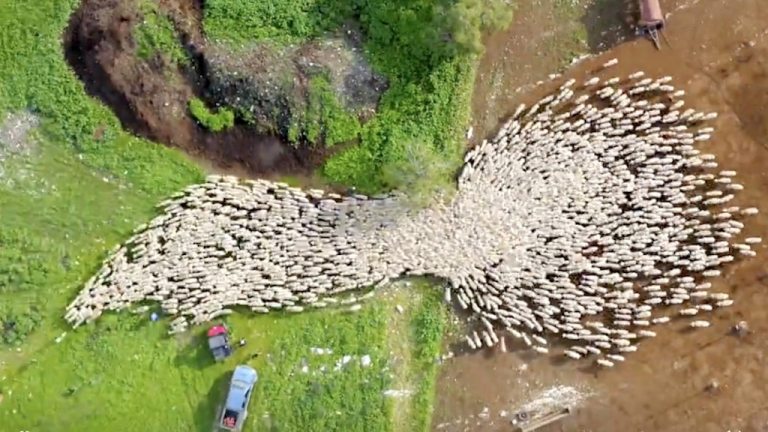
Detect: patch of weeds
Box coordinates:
(1, 305, 43, 346)
(250, 304, 392, 432)
(290, 75, 361, 147)
(553, 0, 589, 66)
(188, 98, 235, 132)
(204, 0, 354, 45)
(0, 227, 58, 295)
(135, 0, 189, 65)
(407, 284, 449, 432)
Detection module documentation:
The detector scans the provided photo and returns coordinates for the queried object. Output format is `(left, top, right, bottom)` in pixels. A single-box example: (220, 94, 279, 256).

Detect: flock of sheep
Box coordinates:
(66, 59, 760, 366)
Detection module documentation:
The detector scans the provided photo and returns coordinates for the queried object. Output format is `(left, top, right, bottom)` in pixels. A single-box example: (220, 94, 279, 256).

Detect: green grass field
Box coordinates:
(0, 0, 452, 430)
(1, 280, 447, 431)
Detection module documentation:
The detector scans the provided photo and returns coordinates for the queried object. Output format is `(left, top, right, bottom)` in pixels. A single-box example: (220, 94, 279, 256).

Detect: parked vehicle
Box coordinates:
(219, 365, 258, 431)
(207, 324, 232, 362)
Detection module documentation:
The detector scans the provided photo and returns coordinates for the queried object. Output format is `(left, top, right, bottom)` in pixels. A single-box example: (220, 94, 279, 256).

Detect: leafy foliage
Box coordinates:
(204, 0, 514, 196)
(1, 305, 43, 346)
(408, 286, 449, 431)
(135, 0, 189, 65)
(0, 227, 56, 295)
(188, 98, 235, 132)
(441, 0, 516, 53)
(381, 139, 460, 208)
(290, 76, 361, 147)
(204, 0, 354, 44)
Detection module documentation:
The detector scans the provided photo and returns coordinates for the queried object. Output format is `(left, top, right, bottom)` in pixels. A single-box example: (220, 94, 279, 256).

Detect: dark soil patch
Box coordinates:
(63, 0, 334, 179)
(581, 0, 639, 53)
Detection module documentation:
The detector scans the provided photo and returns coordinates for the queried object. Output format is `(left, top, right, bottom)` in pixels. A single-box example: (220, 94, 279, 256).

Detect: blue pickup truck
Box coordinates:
(219, 365, 258, 431)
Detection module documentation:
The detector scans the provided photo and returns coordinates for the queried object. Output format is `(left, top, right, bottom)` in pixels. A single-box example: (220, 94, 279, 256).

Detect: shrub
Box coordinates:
(188, 98, 235, 132)
(1, 305, 43, 346)
(0, 227, 55, 294)
(441, 0, 515, 54)
(135, 0, 189, 65)
(381, 140, 460, 208)
(408, 285, 449, 431)
(204, 0, 354, 44)
(289, 76, 361, 147)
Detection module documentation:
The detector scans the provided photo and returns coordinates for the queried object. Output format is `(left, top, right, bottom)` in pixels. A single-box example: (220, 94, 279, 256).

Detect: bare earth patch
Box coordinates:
(434, 0, 768, 431)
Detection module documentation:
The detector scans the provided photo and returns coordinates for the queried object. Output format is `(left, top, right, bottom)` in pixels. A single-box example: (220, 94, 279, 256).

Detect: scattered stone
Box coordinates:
(705, 379, 720, 393)
(383, 389, 413, 398)
(360, 355, 372, 368)
(732, 320, 750, 337)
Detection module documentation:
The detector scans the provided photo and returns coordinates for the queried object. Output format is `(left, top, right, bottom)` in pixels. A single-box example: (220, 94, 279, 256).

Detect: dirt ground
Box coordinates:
(433, 0, 768, 431)
(63, 0, 332, 181)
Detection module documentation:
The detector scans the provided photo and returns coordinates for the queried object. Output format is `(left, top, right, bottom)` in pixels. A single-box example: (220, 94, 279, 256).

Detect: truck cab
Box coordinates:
(219, 365, 258, 431)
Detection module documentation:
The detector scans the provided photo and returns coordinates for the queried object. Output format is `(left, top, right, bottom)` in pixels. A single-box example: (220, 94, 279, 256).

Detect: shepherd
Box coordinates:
(638, 0, 665, 49)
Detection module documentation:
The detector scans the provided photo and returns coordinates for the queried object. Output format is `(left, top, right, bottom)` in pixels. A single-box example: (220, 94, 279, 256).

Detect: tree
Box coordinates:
(440, 0, 515, 54)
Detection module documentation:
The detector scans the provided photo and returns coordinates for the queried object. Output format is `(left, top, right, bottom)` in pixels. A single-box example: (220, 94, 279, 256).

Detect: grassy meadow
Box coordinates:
(0, 0, 453, 430)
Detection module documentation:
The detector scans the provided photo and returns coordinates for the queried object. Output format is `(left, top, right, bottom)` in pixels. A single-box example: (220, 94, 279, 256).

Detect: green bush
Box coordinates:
(381, 140, 459, 208)
(188, 98, 235, 132)
(1, 305, 43, 346)
(440, 0, 515, 54)
(204, 0, 514, 196)
(289, 76, 361, 147)
(134, 0, 188, 65)
(0, 227, 57, 294)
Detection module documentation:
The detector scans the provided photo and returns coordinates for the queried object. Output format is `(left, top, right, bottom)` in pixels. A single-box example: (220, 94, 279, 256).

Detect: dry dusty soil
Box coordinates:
(433, 0, 768, 431)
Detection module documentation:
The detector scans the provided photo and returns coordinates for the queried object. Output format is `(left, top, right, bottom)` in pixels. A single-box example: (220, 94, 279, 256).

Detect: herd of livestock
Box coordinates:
(65, 59, 759, 367)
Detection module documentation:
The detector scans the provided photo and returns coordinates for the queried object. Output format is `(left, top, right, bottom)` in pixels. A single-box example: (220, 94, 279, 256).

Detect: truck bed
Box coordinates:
(220, 409, 240, 430)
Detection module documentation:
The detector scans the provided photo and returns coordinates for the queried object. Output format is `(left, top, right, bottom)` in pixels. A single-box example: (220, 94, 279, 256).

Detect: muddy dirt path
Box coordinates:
(434, 1, 768, 431)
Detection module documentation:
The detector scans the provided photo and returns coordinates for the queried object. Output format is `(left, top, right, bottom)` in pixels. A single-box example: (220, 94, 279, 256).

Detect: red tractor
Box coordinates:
(207, 324, 233, 362)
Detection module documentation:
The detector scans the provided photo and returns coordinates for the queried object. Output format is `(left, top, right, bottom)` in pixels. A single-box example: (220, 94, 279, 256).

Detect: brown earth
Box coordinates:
(433, 0, 768, 431)
(63, 0, 333, 182)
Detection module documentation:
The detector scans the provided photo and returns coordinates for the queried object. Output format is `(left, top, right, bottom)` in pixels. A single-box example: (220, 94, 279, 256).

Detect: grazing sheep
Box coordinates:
(64, 71, 758, 366)
(689, 320, 711, 328)
(596, 358, 615, 368)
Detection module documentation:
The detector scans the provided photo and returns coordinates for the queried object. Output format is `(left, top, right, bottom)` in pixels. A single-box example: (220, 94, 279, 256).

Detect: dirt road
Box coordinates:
(433, 1, 768, 431)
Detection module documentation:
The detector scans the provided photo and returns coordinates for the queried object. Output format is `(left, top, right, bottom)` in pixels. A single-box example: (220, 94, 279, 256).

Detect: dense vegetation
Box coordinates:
(407, 285, 451, 430)
(288, 75, 362, 147)
(188, 97, 235, 132)
(204, 0, 514, 195)
(135, 0, 189, 65)
(0, 0, 450, 430)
